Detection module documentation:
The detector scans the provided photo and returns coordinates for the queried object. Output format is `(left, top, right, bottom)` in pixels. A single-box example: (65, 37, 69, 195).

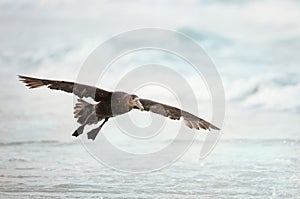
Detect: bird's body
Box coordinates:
(74, 92, 133, 125)
(19, 75, 220, 140)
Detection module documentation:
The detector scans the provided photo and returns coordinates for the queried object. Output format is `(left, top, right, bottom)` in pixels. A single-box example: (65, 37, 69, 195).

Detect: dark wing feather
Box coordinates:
(19, 75, 112, 102)
(138, 99, 220, 131)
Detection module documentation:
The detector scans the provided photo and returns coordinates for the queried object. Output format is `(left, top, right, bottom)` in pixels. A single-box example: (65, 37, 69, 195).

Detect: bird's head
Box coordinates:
(129, 94, 144, 111)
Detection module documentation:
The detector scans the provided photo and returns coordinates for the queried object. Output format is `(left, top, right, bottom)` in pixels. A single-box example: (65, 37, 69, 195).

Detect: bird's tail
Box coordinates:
(73, 99, 97, 125)
(18, 75, 52, 89)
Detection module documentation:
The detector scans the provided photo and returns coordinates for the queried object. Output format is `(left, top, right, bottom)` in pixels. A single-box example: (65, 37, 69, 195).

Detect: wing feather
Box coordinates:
(139, 99, 220, 131)
(19, 75, 112, 102)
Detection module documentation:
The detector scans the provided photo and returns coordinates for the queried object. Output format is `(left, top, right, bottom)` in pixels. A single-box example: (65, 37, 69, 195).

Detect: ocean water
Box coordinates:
(0, 139, 299, 198)
(1, 0, 300, 198)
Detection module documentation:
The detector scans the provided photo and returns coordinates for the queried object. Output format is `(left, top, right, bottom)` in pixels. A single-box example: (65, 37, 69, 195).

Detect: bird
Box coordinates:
(19, 75, 220, 140)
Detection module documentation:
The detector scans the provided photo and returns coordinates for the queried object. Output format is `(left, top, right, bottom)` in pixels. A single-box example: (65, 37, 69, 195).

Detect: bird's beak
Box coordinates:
(133, 98, 144, 111)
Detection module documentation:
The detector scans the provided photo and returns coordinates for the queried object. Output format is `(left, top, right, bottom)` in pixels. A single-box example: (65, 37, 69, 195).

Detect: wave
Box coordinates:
(178, 27, 232, 47)
(0, 140, 68, 147)
(226, 73, 300, 112)
(162, 138, 300, 145)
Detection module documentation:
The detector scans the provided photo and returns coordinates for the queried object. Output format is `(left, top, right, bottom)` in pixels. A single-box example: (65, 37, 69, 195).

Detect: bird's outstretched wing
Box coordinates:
(19, 75, 112, 102)
(138, 99, 220, 131)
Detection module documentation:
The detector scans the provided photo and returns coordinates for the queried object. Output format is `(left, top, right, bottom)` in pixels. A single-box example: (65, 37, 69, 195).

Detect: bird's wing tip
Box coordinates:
(18, 74, 25, 79)
(18, 75, 45, 89)
(210, 125, 221, 131)
(18, 75, 31, 82)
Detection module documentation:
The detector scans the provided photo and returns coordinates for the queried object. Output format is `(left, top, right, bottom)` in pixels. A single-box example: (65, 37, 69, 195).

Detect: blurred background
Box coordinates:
(0, 0, 299, 198)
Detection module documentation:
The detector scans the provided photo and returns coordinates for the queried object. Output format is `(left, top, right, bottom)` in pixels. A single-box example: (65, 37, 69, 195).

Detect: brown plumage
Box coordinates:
(19, 75, 220, 140)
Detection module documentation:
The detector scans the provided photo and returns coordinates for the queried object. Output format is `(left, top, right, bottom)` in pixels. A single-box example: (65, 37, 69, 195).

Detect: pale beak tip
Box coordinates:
(138, 104, 144, 111)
